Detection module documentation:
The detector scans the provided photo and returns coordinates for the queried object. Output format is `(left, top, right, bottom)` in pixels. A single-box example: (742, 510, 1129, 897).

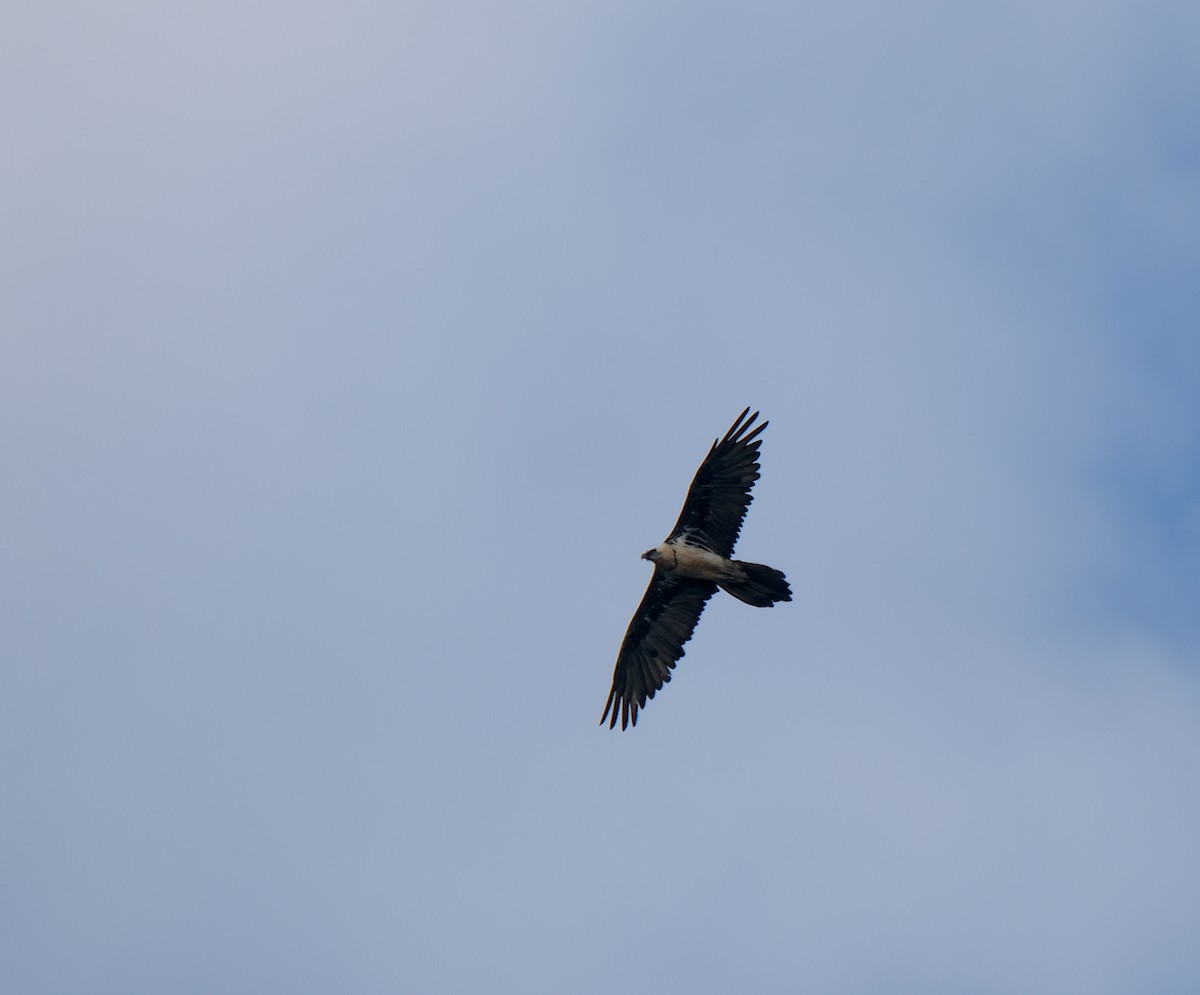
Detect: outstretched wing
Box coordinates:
(601, 574, 718, 730)
(666, 407, 767, 558)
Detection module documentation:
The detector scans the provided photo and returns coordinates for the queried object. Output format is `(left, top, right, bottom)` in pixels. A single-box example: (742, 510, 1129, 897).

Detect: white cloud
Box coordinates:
(3, 1, 1199, 992)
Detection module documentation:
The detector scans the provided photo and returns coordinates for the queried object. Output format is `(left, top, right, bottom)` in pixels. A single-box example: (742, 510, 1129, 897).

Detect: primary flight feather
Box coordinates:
(601, 408, 792, 730)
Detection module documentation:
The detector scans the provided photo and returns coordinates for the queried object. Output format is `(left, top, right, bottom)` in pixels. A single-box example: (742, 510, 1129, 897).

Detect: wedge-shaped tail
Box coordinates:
(719, 561, 792, 608)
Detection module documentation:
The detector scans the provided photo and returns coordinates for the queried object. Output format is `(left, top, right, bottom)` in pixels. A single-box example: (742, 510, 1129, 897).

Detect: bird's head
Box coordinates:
(641, 548, 660, 563)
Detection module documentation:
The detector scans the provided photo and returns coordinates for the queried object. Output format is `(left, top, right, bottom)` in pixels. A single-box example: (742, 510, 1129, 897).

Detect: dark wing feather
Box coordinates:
(666, 407, 767, 557)
(600, 574, 718, 730)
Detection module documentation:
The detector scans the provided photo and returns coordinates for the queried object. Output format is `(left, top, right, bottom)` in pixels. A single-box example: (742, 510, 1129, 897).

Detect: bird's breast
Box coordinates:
(660, 541, 734, 581)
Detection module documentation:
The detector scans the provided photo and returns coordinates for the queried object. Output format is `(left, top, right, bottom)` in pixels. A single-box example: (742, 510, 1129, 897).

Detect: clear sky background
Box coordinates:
(4, 2, 1200, 993)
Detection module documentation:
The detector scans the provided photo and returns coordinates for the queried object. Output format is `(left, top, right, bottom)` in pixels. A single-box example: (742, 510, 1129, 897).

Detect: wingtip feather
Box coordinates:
(722, 407, 753, 443)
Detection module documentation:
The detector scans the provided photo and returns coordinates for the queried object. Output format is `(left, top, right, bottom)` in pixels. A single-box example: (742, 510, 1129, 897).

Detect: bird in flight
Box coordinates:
(601, 408, 791, 730)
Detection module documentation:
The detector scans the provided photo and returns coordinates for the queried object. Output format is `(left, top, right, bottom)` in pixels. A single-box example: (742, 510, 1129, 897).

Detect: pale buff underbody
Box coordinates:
(643, 540, 746, 583)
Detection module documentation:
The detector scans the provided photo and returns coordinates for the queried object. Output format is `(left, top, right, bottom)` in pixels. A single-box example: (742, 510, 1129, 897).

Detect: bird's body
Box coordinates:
(645, 540, 730, 581)
(601, 408, 791, 730)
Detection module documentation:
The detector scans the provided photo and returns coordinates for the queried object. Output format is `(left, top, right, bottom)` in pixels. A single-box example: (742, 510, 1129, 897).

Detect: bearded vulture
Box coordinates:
(601, 408, 791, 730)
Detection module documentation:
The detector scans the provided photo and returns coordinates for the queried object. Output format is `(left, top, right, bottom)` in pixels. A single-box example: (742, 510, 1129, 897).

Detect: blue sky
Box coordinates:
(3, 2, 1200, 992)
